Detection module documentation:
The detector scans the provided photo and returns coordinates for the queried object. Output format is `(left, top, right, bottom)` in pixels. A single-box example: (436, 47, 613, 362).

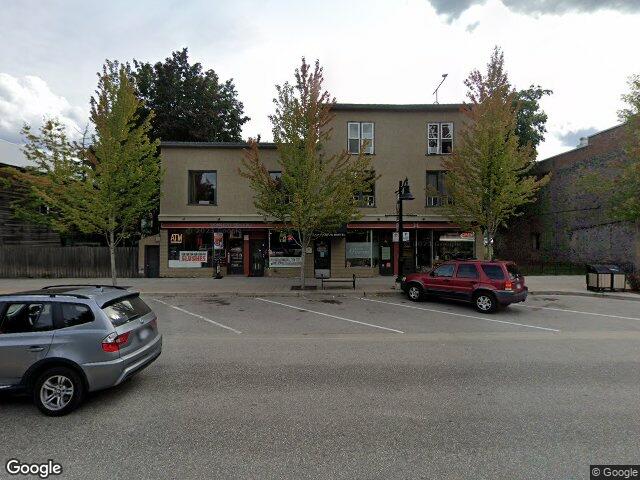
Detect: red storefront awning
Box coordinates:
(162, 221, 460, 230)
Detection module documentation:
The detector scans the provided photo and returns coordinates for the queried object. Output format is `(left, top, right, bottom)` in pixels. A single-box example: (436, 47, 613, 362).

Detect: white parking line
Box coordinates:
(151, 298, 242, 334)
(255, 298, 405, 334)
(515, 303, 640, 322)
(360, 298, 560, 333)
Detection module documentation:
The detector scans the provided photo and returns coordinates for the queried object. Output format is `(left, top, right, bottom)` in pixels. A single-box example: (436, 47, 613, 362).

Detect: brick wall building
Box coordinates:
(496, 124, 640, 271)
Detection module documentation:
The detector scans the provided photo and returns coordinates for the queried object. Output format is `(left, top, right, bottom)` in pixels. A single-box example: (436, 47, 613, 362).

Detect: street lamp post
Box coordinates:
(396, 177, 414, 282)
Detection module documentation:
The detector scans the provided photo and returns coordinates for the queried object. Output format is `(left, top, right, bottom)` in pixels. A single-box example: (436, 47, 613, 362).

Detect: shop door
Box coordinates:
(145, 246, 160, 278)
(228, 239, 244, 275)
(379, 241, 393, 275)
(400, 231, 415, 275)
(250, 240, 265, 277)
(314, 239, 331, 278)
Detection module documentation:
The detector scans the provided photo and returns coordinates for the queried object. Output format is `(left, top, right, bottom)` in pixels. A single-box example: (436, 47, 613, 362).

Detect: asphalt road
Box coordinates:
(1, 292, 640, 479)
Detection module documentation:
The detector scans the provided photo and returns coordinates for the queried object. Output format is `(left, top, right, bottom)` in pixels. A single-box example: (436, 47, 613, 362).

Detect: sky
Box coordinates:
(1, 0, 639, 160)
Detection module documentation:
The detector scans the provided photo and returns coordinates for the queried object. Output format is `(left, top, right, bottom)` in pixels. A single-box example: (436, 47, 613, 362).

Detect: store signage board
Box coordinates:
(440, 232, 476, 242)
(180, 251, 208, 263)
(269, 256, 302, 268)
(170, 233, 183, 244)
(169, 250, 208, 268)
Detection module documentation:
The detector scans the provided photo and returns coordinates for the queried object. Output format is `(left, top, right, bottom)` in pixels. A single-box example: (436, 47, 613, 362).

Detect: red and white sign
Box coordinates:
(213, 232, 224, 250)
(179, 251, 208, 263)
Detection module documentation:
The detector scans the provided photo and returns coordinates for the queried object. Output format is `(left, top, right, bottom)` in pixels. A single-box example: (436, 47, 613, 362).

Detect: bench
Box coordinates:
(320, 274, 356, 290)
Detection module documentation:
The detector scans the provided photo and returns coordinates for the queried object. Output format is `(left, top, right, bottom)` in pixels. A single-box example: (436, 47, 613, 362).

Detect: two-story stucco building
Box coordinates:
(142, 103, 482, 278)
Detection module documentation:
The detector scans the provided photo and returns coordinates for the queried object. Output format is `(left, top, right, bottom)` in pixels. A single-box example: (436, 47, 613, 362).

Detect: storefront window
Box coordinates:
(268, 231, 302, 268)
(434, 231, 475, 262)
(345, 230, 374, 267)
(168, 229, 213, 268)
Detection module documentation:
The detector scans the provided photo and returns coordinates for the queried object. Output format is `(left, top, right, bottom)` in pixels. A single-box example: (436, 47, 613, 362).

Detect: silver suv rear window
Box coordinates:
(102, 296, 151, 327)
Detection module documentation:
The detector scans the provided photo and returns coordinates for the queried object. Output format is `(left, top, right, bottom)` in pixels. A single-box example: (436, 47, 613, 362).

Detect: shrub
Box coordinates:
(627, 273, 640, 291)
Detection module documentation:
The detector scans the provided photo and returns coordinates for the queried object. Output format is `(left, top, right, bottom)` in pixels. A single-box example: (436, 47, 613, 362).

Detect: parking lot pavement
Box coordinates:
(2, 292, 640, 479)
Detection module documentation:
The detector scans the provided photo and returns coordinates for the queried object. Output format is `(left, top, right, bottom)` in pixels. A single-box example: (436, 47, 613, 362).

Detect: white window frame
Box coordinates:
(347, 122, 374, 155)
(361, 122, 374, 155)
(440, 122, 453, 155)
(348, 122, 361, 154)
(427, 122, 454, 155)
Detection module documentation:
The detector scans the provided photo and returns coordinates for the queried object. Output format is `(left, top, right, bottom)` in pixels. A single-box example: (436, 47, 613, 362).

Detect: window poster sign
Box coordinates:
(170, 233, 183, 244)
(346, 242, 371, 259)
(179, 251, 208, 263)
(269, 256, 302, 268)
(213, 232, 224, 250)
(169, 250, 208, 268)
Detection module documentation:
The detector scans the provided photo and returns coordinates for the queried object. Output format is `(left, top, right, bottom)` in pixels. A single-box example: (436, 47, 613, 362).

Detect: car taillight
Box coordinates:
(504, 280, 513, 291)
(101, 332, 130, 352)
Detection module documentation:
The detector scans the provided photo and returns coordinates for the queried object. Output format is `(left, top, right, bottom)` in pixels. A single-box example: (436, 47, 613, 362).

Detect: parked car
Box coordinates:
(0, 285, 162, 416)
(400, 260, 527, 313)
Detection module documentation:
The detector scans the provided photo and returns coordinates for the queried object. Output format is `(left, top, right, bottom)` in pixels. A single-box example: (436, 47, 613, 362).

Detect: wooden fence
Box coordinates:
(0, 246, 139, 278)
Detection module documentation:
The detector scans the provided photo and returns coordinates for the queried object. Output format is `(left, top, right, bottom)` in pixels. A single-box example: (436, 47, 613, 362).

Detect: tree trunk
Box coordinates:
(485, 228, 495, 260)
(299, 233, 306, 289)
(109, 230, 117, 286)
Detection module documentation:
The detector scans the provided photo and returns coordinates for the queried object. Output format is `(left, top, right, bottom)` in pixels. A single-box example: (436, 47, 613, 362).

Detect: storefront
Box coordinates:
(162, 224, 270, 277)
(158, 222, 478, 278)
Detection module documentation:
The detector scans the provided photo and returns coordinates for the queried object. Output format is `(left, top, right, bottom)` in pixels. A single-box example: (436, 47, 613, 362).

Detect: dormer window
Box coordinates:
(427, 122, 453, 154)
(348, 122, 374, 154)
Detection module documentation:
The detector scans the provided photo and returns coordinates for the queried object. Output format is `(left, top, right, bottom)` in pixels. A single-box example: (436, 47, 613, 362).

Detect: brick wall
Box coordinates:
(496, 125, 639, 271)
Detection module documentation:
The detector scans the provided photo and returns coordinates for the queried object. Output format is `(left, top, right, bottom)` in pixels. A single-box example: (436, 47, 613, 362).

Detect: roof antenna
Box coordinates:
(432, 73, 448, 104)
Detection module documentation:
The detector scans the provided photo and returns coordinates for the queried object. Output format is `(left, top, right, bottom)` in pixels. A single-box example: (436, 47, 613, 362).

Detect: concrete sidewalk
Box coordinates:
(0, 274, 637, 300)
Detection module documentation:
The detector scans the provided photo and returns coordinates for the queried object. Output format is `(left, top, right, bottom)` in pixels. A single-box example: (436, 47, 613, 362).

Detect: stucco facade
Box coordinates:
(152, 103, 483, 278)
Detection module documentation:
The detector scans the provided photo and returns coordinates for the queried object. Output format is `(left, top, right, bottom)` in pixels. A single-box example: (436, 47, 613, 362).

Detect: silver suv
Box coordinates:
(0, 285, 162, 416)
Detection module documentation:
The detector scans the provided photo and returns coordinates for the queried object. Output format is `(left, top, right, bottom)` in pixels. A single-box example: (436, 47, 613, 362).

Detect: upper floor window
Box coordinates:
(426, 170, 451, 207)
(354, 171, 376, 207)
(427, 122, 453, 155)
(348, 122, 374, 155)
(188, 171, 217, 205)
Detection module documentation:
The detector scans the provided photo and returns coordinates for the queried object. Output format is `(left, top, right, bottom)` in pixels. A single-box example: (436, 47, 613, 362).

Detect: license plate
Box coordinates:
(138, 327, 152, 341)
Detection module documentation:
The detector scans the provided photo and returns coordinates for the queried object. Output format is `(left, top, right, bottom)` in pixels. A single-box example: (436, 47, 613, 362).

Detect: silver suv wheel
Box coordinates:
(33, 366, 84, 416)
(40, 375, 74, 412)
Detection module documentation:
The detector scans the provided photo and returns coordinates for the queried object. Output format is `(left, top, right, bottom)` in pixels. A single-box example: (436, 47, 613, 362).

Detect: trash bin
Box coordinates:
(586, 264, 627, 292)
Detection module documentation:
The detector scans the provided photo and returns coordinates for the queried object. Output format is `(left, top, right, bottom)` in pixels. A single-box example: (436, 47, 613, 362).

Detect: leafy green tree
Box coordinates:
(514, 85, 552, 152)
(240, 58, 373, 287)
(132, 48, 249, 142)
(442, 47, 550, 259)
(5, 63, 161, 285)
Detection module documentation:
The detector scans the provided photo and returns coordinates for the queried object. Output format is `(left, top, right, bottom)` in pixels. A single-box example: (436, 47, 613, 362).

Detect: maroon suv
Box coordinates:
(400, 260, 528, 313)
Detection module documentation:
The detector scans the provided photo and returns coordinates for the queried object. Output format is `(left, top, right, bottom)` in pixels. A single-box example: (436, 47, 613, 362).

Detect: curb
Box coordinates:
(140, 289, 403, 298)
(138, 289, 640, 301)
(528, 291, 640, 302)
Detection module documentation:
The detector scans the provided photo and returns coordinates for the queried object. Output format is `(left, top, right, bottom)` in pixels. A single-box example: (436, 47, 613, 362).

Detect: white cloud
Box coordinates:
(0, 73, 86, 144)
(428, 0, 640, 22)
